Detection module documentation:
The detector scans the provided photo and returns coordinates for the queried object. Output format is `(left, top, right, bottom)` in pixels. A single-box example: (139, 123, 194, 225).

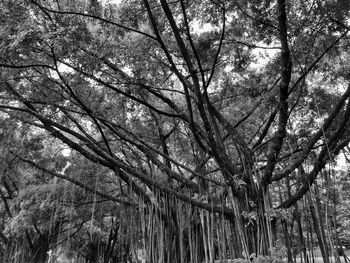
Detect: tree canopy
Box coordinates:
(1, 0, 350, 262)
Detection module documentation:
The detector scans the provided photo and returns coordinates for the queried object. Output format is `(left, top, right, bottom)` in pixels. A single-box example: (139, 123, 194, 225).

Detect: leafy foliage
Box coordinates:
(1, 0, 350, 262)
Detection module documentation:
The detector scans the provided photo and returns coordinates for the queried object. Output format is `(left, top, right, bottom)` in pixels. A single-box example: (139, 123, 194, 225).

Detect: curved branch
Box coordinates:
(271, 83, 350, 183)
(29, 0, 157, 40)
(206, 5, 226, 90)
(0, 63, 55, 70)
(17, 156, 134, 206)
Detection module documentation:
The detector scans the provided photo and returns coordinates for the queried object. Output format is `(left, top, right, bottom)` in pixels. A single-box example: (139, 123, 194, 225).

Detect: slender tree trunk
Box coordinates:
(307, 192, 330, 263)
(295, 204, 309, 263)
(283, 219, 294, 263)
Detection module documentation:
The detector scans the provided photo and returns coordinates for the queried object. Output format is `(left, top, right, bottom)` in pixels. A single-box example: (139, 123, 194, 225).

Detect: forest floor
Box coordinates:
(294, 257, 349, 263)
(293, 248, 350, 263)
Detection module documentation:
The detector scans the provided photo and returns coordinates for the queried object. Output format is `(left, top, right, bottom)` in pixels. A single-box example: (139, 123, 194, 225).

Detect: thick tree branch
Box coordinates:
(261, 0, 291, 187)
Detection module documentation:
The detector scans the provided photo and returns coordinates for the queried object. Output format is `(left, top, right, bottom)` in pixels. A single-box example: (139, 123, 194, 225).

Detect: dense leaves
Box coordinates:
(1, 0, 350, 262)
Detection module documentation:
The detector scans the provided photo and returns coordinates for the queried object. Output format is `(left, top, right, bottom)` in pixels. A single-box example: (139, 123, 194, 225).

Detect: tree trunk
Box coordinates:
(307, 192, 329, 263)
(283, 219, 294, 263)
(295, 204, 309, 263)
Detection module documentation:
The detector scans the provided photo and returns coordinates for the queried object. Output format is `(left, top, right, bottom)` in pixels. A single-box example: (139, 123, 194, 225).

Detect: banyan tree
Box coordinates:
(1, 0, 350, 262)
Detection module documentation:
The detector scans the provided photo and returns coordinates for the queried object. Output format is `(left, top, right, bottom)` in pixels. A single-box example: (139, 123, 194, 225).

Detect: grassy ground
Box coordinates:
(294, 257, 349, 263)
(291, 249, 350, 263)
(208, 249, 350, 263)
(297, 249, 350, 263)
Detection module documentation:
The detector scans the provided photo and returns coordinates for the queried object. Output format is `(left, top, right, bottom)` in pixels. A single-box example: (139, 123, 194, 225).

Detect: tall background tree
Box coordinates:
(0, 0, 350, 262)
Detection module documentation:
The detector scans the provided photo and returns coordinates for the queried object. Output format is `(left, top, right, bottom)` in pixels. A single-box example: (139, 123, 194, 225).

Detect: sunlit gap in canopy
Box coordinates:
(100, 0, 122, 5)
(49, 62, 74, 79)
(61, 148, 71, 157)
